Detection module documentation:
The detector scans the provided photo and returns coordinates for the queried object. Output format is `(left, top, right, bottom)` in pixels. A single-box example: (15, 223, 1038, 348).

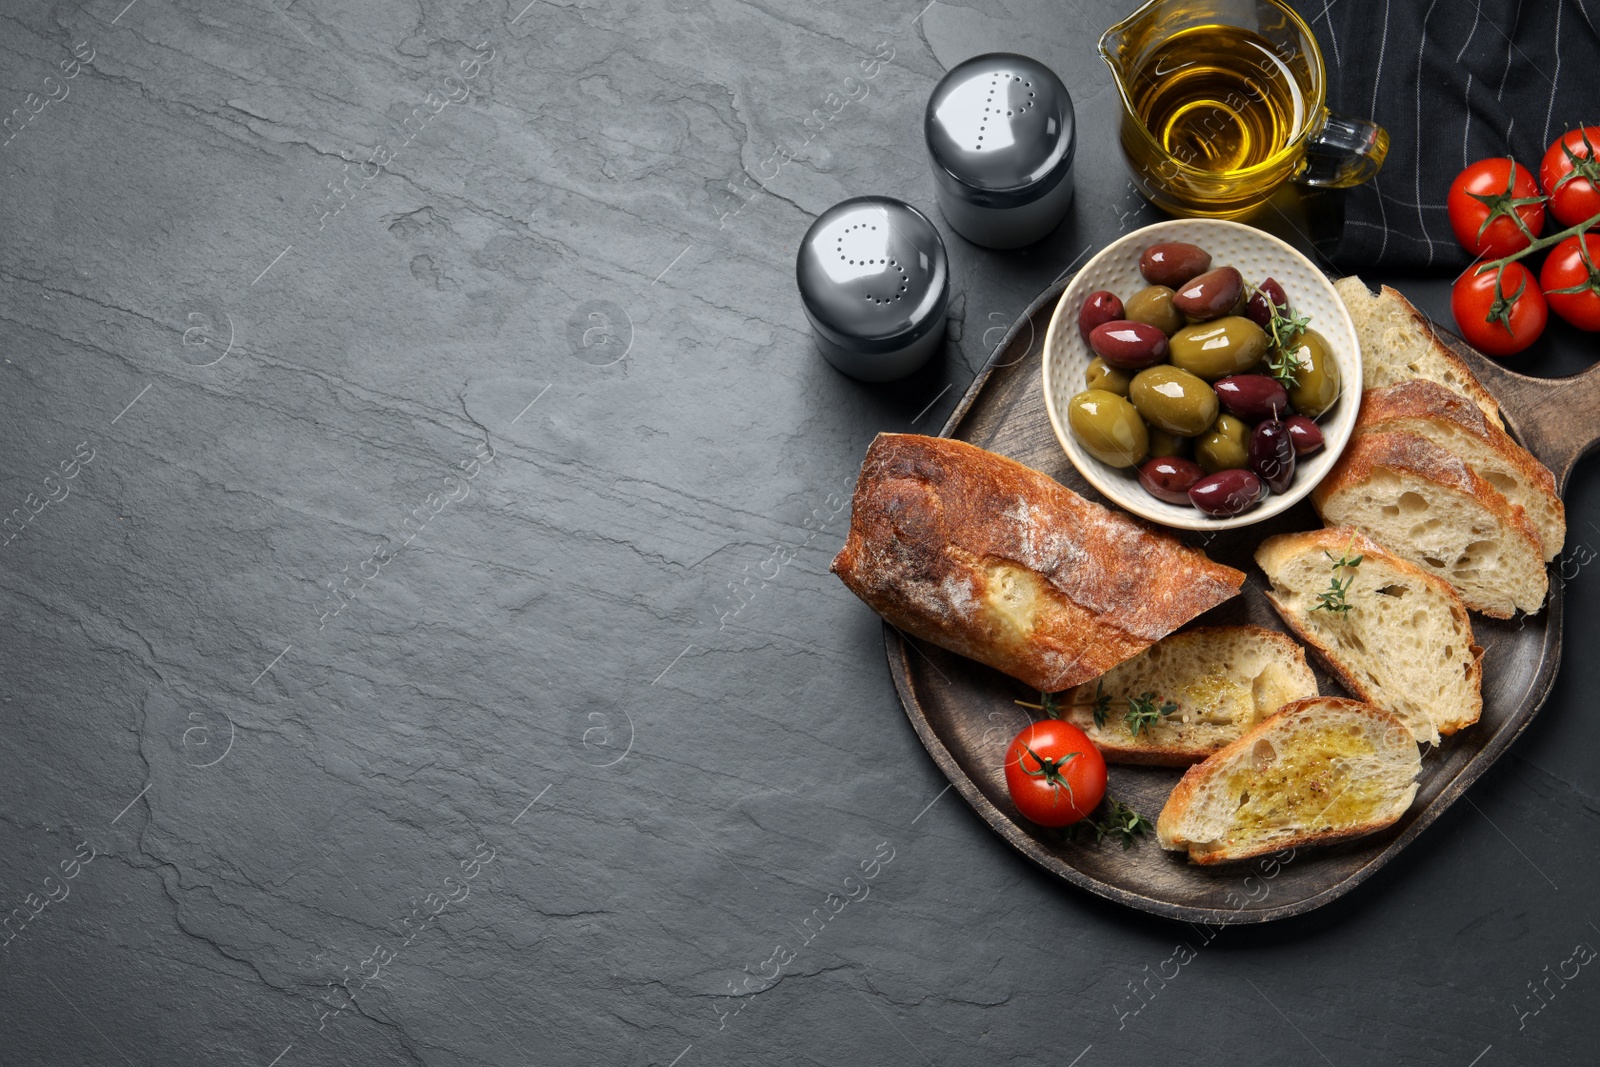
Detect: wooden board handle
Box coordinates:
(1446, 342, 1600, 492)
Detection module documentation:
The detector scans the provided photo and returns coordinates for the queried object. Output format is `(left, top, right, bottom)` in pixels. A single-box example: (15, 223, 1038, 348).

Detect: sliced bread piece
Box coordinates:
(1156, 696, 1421, 865)
(1313, 432, 1548, 618)
(1334, 277, 1505, 429)
(1061, 626, 1318, 766)
(1356, 380, 1565, 561)
(1256, 528, 1482, 744)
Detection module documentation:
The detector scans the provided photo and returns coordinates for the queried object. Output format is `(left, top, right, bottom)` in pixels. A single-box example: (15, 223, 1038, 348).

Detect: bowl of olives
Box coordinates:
(1041, 220, 1362, 530)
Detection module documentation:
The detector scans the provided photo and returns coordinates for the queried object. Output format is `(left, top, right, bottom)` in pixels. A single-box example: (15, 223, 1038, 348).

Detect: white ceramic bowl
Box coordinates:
(1041, 219, 1362, 532)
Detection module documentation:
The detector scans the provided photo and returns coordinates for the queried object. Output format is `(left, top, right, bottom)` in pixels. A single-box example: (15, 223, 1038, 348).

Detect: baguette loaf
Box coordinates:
(1156, 697, 1421, 864)
(1256, 528, 1482, 745)
(1355, 380, 1564, 561)
(1062, 626, 1317, 766)
(830, 434, 1245, 692)
(1313, 432, 1548, 618)
(1334, 277, 1505, 429)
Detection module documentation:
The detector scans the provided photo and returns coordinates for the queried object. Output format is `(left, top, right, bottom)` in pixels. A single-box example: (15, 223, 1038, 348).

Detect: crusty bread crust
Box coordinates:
(1355, 380, 1564, 560)
(1255, 528, 1482, 736)
(1312, 431, 1546, 617)
(1157, 697, 1420, 865)
(830, 434, 1245, 692)
(1062, 625, 1317, 766)
(1334, 277, 1505, 429)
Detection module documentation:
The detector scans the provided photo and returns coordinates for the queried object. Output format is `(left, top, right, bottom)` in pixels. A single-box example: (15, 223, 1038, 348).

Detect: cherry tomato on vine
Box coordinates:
(1451, 261, 1547, 356)
(1003, 720, 1106, 827)
(1540, 234, 1600, 332)
(1539, 127, 1600, 228)
(1447, 158, 1546, 258)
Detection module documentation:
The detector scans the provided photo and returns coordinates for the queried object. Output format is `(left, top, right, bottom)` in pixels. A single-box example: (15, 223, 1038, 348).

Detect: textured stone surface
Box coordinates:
(0, 1, 1597, 1064)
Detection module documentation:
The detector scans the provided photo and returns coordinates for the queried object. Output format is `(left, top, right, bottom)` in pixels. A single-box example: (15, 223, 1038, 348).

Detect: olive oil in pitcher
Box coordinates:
(1130, 25, 1309, 175)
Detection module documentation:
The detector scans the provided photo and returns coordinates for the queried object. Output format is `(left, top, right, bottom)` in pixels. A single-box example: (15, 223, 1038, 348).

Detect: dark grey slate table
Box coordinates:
(2, 1, 1596, 1064)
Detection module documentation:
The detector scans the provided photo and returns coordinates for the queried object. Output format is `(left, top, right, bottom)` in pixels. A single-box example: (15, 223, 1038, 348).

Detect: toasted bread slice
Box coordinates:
(1156, 697, 1420, 865)
(1334, 277, 1504, 430)
(1313, 432, 1548, 618)
(1256, 528, 1482, 745)
(1061, 626, 1318, 766)
(1356, 380, 1564, 561)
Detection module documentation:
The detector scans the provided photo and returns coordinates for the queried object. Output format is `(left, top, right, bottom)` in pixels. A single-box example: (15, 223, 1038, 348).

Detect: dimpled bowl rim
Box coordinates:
(1041, 219, 1363, 532)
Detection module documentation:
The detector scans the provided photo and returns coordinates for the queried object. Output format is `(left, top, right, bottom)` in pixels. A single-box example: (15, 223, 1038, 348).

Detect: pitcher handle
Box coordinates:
(1294, 109, 1390, 188)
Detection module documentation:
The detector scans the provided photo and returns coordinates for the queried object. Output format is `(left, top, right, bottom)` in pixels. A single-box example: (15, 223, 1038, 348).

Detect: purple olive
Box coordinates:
(1172, 266, 1245, 321)
(1286, 415, 1325, 456)
(1248, 419, 1297, 494)
(1214, 374, 1290, 421)
(1188, 469, 1265, 517)
(1246, 277, 1290, 328)
(1089, 320, 1170, 370)
(1138, 456, 1206, 506)
(1139, 243, 1212, 289)
(1078, 290, 1125, 342)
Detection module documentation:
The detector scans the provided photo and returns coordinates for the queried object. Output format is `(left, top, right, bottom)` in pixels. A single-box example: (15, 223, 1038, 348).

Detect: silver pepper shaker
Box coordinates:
(925, 53, 1076, 249)
(796, 196, 950, 382)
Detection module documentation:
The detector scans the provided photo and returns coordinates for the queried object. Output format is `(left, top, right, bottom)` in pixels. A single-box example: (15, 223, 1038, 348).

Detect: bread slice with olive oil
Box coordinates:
(1256, 528, 1482, 745)
(1355, 379, 1565, 561)
(1333, 277, 1505, 430)
(1313, 432, 1547, 618)
(1156, 697, 1421, 865)
(1061, 626, 1318, 766)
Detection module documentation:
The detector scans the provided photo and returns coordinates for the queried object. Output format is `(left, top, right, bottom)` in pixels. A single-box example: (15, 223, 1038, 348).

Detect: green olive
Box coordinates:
(1169, 316, 1269, 380)
(1123, 285, 1184, 336)
(1084, 356, 1131, 397)
(1148, 428, 1191, 458)
(1196, 414, 1251, 474)
(1067, 389, 1149, 468)
(1284, 329, 1341, 418)
(1128, 365, 1219, 437)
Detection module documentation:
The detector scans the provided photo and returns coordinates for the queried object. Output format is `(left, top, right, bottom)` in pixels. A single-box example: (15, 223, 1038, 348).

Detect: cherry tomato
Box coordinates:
(1447, 158, 1545, 258)
(1539, 126, 1600, 228)
(1451, 261, 1547, 356)
(1003, 720, 1106, 827)
(1540, 234, 1600, 331)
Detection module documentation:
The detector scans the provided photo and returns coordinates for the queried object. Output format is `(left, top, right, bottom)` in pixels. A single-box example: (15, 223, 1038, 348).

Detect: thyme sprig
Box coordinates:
(1248, 282, 1312, 388)
(1014, 689, 1067, 719)
(1126, 690, 1179, 737)
(1066, 798, 1155, 849)
(1091, 679, 1111, 729)
(1311, 540, 1364, 614)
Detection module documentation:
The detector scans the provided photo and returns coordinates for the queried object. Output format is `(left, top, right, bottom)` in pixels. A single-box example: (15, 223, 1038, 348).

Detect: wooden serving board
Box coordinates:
(885, 279, 1600, 924)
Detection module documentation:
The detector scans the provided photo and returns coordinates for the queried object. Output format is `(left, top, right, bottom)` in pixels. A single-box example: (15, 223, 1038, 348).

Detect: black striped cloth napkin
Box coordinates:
(1291, 0, 1599, 272)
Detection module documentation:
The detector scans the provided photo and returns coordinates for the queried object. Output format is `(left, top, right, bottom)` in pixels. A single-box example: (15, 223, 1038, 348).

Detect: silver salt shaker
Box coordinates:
(925, 53, 1076, 249)
(796, 196, 950, 382)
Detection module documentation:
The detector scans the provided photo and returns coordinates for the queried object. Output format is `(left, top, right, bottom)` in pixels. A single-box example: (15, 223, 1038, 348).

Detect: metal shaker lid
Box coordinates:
(925, 53, 1075, 208)
(796, 197, 949, 355)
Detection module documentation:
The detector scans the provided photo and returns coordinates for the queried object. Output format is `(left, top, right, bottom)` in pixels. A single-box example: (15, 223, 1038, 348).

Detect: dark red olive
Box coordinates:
(1188, 469, 1265, 517)
(1139, 243, 1212, 289)
(1089, 320, 1169, 370)
(1078, 290, 1125, 342)
(1246, 277, 1290, 328)
(1172, 267, 1245, 321)
(1286, 415, 1325, 456)
(1138, 456, 1206, 506)
(1214, 374, 1290, 421)
(1248, 419, 1297, 494)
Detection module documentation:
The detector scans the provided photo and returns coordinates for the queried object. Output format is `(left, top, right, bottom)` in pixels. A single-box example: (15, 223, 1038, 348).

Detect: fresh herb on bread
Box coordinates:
(830, 435, 1245, 692)
(1355, 379, 1565, 561)
(1334, 277, 1505, 429)
(1312, 431, 1548, 618)
(1257, 528, 1483, 745)
(1156, 696, 1421, 864)
(1061, 626, 1318, 766)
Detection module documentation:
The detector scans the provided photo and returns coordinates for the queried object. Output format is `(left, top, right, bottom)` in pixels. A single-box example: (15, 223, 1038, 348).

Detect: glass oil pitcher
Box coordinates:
(1100, 0, 1389, 218)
